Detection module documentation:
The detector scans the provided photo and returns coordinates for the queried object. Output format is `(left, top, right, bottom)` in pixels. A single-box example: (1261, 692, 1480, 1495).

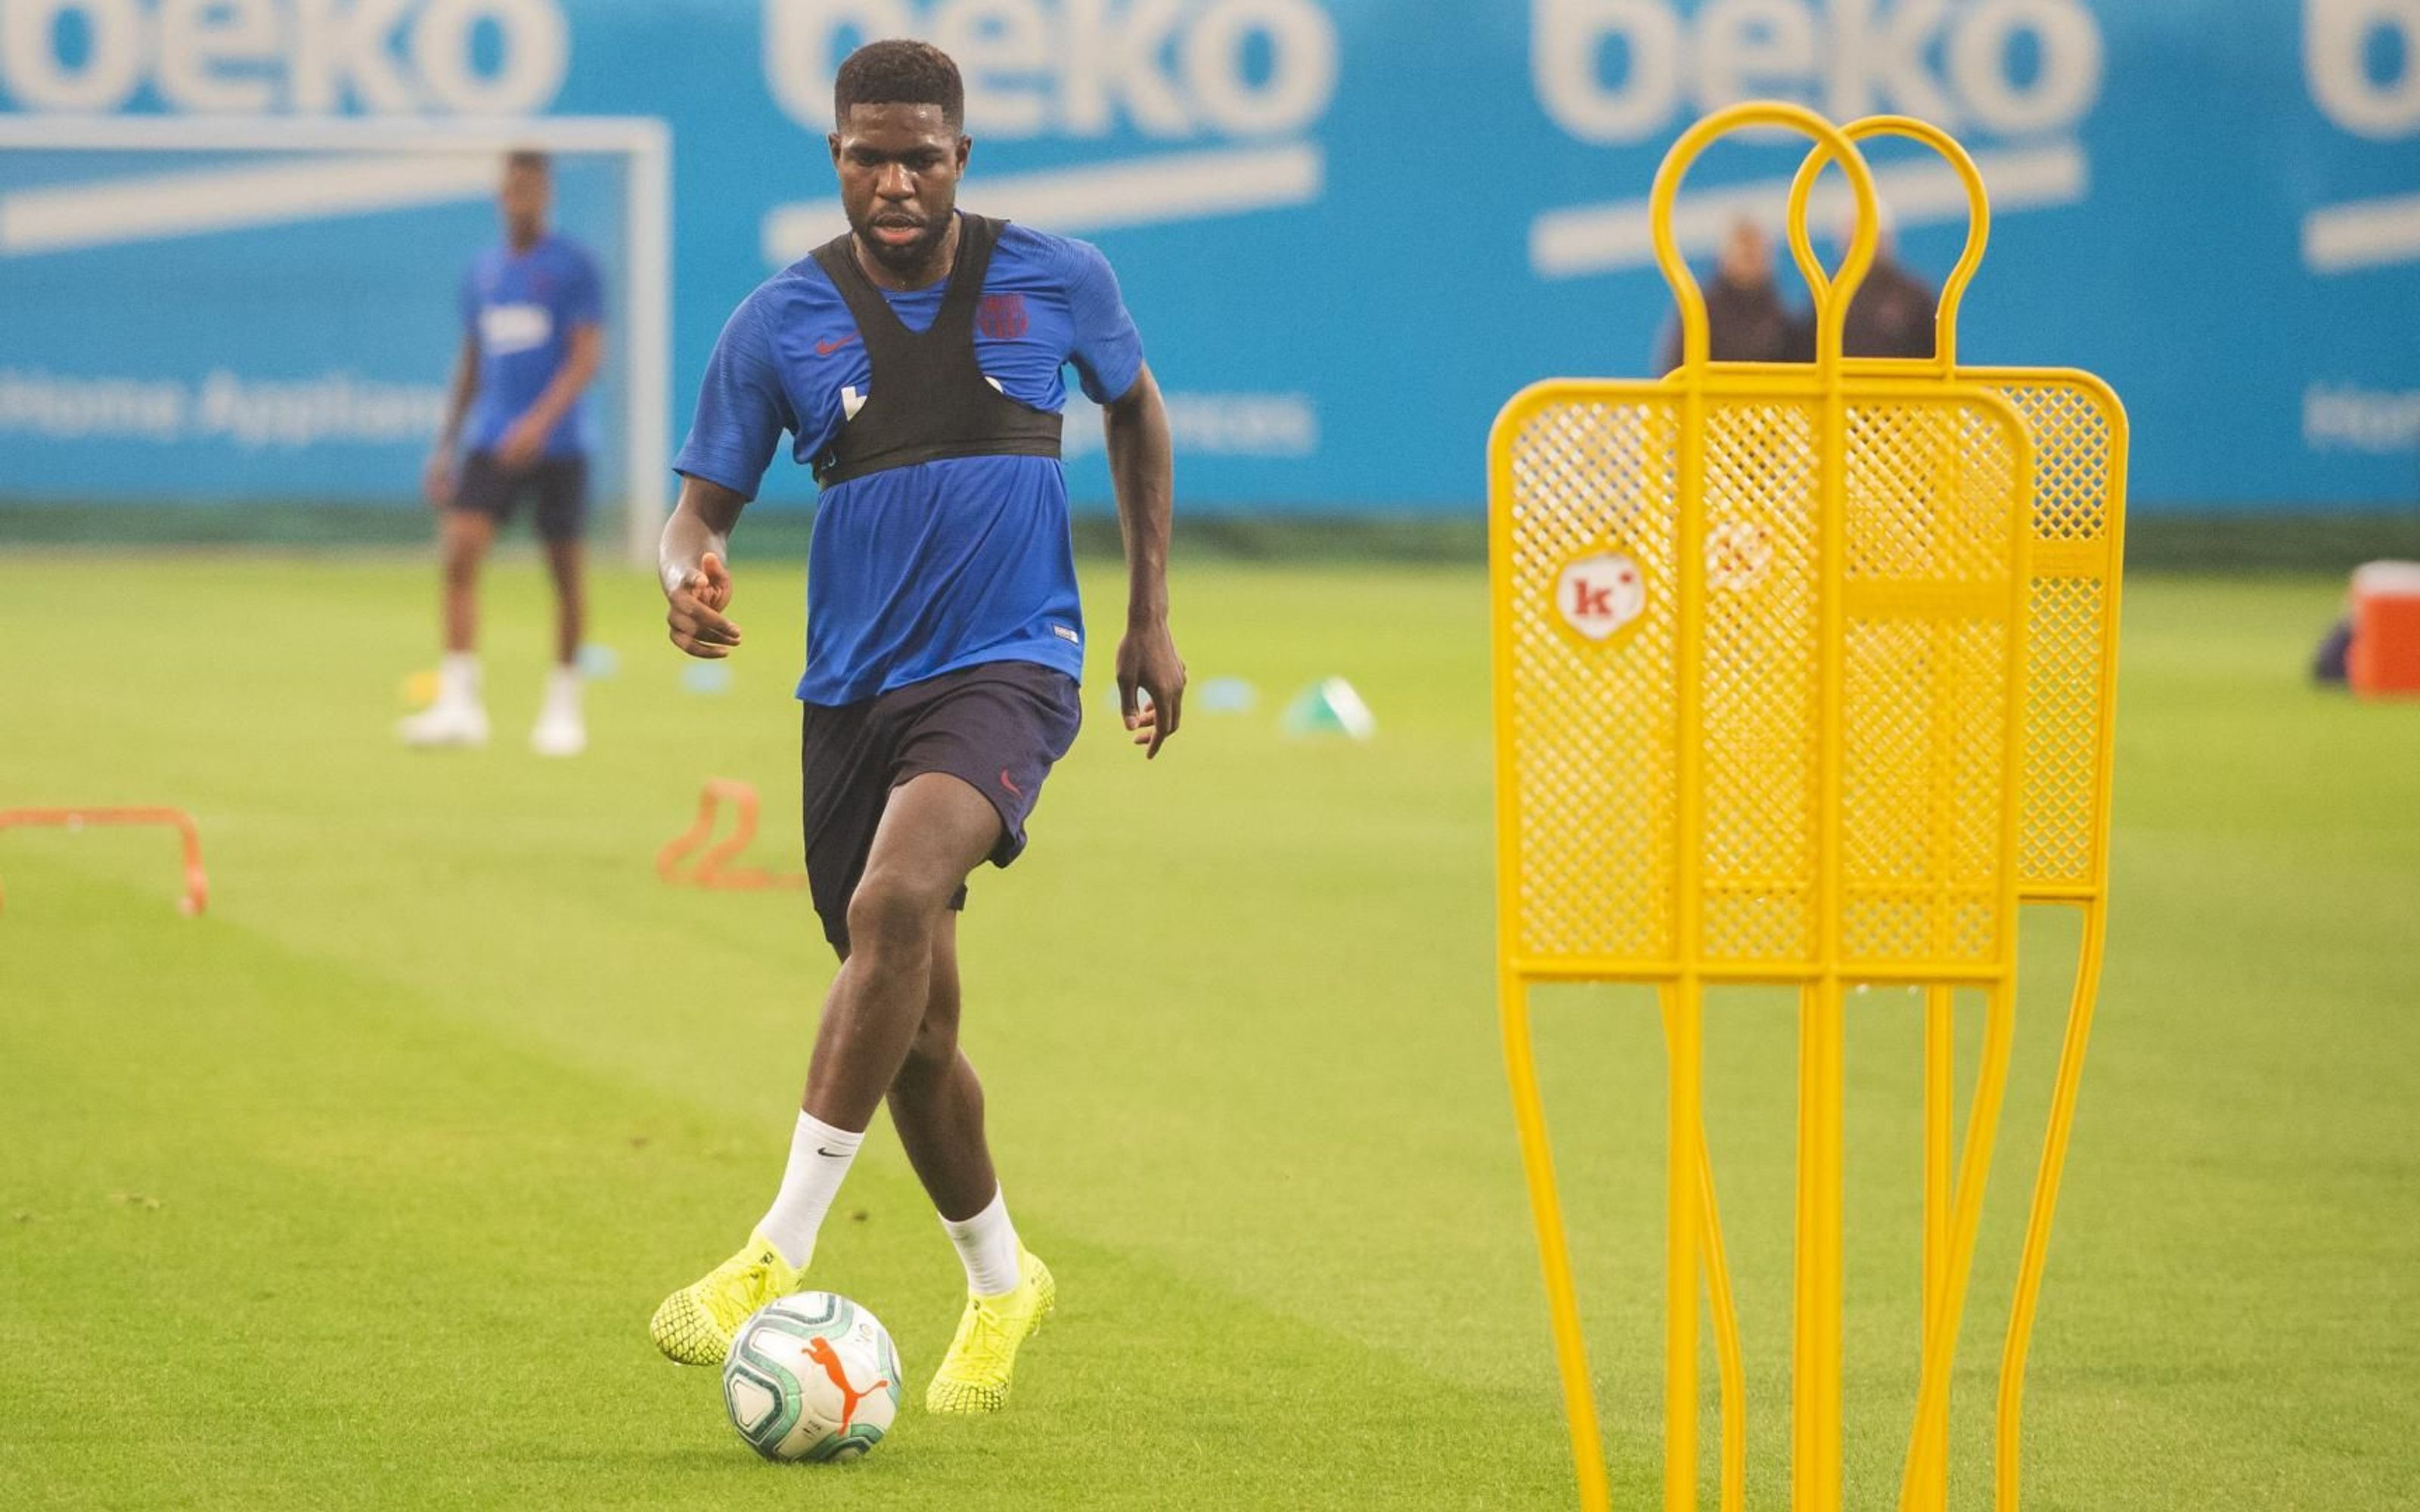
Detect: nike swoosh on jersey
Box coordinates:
(814, 332, 861, 356)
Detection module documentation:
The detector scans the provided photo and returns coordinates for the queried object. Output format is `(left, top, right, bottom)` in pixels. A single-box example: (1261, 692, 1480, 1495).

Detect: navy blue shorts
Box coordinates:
(455, 451, 588, 542)
(800, 660, 1083, 952)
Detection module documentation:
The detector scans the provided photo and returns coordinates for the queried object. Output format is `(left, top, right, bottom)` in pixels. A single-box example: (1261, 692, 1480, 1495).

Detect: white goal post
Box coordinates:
(0, 113, 672, 565)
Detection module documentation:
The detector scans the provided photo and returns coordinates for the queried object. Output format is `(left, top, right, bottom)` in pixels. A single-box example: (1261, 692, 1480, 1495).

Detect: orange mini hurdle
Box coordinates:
(0, 807, 209, 916)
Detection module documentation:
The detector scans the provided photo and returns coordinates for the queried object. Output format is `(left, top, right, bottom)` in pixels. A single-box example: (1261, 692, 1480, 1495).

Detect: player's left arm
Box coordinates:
(1104, 361, 1184, 758)
(498, 321, 603, 469)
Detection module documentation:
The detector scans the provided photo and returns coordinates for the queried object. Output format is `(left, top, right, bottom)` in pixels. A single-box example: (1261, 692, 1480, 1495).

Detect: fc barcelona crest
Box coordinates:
(977, 293, 1028, 339)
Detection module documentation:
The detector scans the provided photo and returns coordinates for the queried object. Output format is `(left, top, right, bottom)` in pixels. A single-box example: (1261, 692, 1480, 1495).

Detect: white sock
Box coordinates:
(542, 665, 582, 717)
(439, 652, 481, 707)
(940, 1186, 1023, 1297)
(759, 1112, 862, 1269)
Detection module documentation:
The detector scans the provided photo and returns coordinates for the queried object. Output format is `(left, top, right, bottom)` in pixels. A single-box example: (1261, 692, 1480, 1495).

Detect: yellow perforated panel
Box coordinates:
(1837, 401, 2024, 969)
(1494, 380, 2029, 978)
(1991, 375, 2124, 894)
(1503, 398, 1680, 962)
(1699, 402, 1819, 964)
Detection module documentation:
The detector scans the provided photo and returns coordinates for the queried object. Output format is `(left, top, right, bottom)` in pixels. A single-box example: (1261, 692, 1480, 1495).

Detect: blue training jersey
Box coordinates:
(672, 218, 1143, 706)
(461, 234, 604, 458)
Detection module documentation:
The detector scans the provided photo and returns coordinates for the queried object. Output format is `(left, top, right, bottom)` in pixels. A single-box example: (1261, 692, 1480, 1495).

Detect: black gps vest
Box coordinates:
(808, 214, 1064, 488)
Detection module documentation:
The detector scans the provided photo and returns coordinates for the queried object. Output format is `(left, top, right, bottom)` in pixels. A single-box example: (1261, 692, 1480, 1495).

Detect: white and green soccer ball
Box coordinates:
(721, 1293, 904, 1463)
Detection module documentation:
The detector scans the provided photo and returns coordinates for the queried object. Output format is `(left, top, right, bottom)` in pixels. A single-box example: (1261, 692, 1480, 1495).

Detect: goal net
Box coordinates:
(0, 114, 669, 563)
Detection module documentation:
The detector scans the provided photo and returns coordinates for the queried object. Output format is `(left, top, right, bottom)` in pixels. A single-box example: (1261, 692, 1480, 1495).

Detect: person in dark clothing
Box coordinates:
(1656, 218, 1795, 373)
(1842, 231, 1938, 358)
(1783, 218, 1940, 361)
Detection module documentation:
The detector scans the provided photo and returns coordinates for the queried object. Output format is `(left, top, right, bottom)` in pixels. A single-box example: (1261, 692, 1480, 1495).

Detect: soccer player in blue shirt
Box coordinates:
(404, 150, 605, 757)
(647, 41, 1184, 1414)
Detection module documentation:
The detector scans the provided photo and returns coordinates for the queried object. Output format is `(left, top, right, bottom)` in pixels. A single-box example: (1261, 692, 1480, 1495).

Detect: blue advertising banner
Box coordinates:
(1, 0, 2415, 515)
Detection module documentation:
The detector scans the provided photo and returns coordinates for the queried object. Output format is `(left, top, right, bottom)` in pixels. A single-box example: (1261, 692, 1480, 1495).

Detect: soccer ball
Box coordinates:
(721, 1293, 904, 1463)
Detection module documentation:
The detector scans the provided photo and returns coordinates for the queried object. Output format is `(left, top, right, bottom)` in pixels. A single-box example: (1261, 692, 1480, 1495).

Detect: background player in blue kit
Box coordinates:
(405, 150, 606, 758)
(645, 40, 1184, 1414)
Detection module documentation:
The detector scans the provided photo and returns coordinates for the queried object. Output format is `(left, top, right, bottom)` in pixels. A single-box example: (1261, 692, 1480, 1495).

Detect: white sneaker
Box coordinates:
(531, 666, 585, 758)
(399, 700, 489, 748)
(530, 706, 587, 758)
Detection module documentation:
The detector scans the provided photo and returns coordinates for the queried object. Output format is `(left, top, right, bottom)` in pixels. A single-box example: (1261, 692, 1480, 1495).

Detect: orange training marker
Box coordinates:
(656, 779, 808, 891)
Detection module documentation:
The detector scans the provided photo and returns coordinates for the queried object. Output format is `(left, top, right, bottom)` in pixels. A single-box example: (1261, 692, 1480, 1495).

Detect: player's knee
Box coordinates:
(845, 871, 943, 957)
(903, 1012, 958, 1072)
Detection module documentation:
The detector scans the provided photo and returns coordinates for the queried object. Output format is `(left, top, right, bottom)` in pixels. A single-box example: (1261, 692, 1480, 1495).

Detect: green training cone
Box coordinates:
(1280, 677, 1376, 740)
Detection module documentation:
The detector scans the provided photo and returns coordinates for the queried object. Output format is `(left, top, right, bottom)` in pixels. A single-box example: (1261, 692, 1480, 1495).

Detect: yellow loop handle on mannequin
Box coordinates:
(1784, 115, 1990, 375)
(1652, 101, 1882, 376)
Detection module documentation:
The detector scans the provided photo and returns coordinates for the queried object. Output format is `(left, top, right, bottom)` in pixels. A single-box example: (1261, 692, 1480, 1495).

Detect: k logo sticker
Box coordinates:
(1554, 551, 1646, 643)
(1707, 521, 1775, 591)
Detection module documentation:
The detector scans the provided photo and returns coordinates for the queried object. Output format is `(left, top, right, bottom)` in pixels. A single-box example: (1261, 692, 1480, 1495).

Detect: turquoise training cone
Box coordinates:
(1197, 675, 1258, 713)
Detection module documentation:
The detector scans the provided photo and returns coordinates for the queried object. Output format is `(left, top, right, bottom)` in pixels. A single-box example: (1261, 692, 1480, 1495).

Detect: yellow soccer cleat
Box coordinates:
(650, 1229, 805, 1367)
(925, 1249, 1056, 1414)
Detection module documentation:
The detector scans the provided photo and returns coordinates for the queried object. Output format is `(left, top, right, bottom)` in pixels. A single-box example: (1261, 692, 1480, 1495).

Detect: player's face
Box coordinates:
(829, 104, 970, 280)
(500, 163, 549, 244)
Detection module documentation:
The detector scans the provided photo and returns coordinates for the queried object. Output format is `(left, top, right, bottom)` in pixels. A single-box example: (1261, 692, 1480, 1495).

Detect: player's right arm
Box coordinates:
(660, 290, 797, 659)
(659, 478, 746, 658)
(423, 330, 479, 507)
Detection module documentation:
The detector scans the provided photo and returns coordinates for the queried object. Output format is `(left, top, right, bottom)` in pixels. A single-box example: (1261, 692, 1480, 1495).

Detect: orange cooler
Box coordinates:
(2350, 560, 2420, 698)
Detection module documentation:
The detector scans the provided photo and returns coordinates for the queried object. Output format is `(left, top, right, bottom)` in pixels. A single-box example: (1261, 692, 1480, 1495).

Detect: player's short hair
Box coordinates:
(504, 149, 549, 175)
(833, 39, 963, 132)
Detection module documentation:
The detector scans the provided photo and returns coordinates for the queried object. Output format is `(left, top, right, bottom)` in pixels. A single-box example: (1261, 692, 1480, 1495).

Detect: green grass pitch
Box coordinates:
(2, 550, 2415, 1508)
